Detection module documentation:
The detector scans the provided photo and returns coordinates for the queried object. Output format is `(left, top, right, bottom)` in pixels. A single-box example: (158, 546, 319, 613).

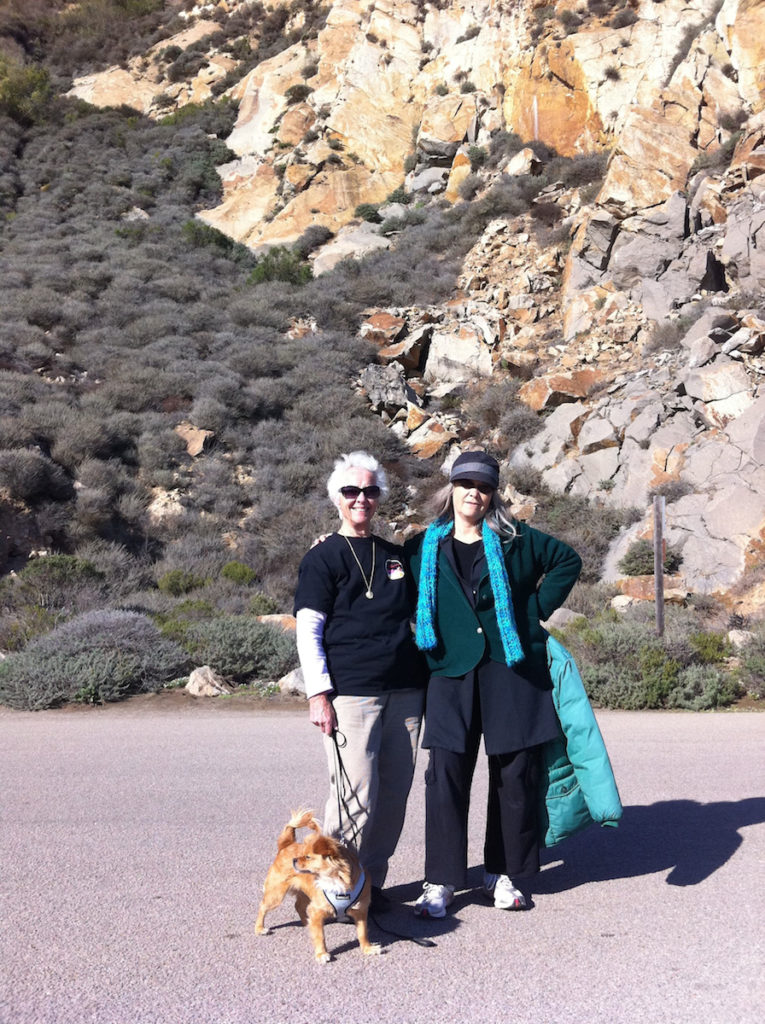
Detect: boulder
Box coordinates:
(519, 368, 607, 412)
(174, 422, 214, 457)
(186, 666, 232, 697)
(407, 419, 457, 459)
(255, 614, 297, 633)
(378, 324, 432, 372)
(361, 362, 420, 412)
(359, 312, 407, 347)
(417, 94, 478, 160)
(682, 355, 751, 402)
(278, 667, 305, 696)
(445, 146, 473, 203)
(424, 325, 493, 383)
(311, 222, 390, 276)
(615, 577, 688, 604)
(504, 148, 543, 177)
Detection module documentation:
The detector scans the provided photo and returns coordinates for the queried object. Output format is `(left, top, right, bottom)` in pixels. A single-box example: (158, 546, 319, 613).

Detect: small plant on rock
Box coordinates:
(617, 539, 683, 577)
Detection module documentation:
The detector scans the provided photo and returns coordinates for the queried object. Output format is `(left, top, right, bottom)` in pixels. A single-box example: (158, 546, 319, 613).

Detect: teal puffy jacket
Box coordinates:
(539, 635, 623, 847)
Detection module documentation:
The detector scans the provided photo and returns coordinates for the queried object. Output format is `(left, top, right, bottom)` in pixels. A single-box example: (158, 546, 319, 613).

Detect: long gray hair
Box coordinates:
(429, 482, 517, 539)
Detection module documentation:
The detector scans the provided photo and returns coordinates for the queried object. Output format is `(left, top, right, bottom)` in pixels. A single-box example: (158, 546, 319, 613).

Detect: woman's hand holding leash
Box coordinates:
(309, 693, 337, 735)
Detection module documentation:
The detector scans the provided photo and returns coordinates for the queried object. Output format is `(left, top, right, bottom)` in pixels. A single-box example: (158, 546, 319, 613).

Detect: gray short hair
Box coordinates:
(326, 451, 389, 513)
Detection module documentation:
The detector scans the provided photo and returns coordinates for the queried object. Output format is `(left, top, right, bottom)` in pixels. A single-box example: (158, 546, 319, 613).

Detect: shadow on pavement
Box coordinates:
(369, 881, 460, 947)
(533, 796, 765, 891)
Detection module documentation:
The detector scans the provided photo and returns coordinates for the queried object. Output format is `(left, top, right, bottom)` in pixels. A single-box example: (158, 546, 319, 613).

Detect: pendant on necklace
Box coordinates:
(365, 589, 374, 599)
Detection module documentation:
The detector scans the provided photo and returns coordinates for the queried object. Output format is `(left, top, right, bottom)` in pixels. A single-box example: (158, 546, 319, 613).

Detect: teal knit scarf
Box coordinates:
(415, 518, 524, 667)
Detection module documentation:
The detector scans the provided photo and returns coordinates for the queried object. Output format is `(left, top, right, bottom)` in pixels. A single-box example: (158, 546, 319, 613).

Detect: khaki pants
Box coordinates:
(322, 689, 423, 889)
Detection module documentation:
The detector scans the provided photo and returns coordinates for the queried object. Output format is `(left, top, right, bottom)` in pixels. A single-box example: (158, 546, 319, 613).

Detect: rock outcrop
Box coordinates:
(66, 0, 765, 604)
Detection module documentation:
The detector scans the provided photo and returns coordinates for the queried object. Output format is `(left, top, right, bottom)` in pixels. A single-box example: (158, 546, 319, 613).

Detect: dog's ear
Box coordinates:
(312, 836, 341, 858)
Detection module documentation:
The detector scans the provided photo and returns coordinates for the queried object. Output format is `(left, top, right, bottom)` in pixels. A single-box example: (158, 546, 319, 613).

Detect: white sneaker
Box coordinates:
(484, 871, 526, 910)
(413, 882, 455, 918)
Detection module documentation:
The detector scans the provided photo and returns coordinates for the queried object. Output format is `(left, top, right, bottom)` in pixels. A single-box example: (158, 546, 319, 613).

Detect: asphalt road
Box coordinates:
(1, 696, 763, 1024)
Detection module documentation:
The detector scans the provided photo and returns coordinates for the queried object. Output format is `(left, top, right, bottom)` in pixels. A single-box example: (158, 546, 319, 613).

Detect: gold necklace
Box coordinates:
(342, 534, 376, 599)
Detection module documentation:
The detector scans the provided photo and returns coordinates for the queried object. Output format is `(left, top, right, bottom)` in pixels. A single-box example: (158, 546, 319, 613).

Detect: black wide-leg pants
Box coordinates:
(424, 728, 542, 888)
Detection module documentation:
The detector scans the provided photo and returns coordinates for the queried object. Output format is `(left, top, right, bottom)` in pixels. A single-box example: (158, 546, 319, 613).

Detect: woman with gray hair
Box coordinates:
(293, 451, 425, 910)
(405, 450, 582, 918)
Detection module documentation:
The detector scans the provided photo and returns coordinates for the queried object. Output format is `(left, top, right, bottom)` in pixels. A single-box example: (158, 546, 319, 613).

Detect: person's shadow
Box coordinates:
(531, 796, 765, 892)
(373, 797, 764, 942)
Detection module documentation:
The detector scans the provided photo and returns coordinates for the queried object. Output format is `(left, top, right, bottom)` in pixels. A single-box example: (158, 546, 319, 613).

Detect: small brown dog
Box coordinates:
(255, 809, 381, 964)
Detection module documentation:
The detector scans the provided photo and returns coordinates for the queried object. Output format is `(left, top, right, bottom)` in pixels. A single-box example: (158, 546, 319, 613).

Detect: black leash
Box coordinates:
(331, 730, 363, 849)
(330, 730, 436, 949)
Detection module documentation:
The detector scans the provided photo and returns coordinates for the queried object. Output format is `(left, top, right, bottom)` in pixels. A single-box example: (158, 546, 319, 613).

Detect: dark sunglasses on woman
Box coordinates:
(339, 485, 381, 499)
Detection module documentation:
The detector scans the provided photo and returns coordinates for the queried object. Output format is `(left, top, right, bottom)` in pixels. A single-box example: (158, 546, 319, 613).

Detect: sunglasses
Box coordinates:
(339, 485, 381, 500)
(454, 479, 494, 495)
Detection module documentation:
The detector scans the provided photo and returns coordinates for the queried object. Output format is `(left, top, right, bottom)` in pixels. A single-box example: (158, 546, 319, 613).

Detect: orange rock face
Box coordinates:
(519, 369, 608, 412)
(504, 43, 603, 158)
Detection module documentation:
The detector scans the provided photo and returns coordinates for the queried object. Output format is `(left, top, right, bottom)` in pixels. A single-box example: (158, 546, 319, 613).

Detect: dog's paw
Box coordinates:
(363, 943, 383, 956)
(254, 926, 271, 936)
(315, 951, 332, 965)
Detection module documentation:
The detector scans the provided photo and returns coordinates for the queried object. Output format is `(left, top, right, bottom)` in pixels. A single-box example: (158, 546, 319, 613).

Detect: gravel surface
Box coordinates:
(1, 697, 763, 1024)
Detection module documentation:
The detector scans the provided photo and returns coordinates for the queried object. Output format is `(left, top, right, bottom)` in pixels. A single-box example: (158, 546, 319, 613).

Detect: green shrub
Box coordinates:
(249, 593, 280, 615)
(739, 626, 765, 699)
(285, 83, 313, 104)
(554, 606, 743, 710)
(618, 539, 683, 576)
(154, 598, 216, 642)
(666, 664, 742, 711)
(0, 610, 189, 710)
(638, 646, 681, 707)
(0, 449, 73, 503)
(354, 202, 382, 223)
(181, 219, 255, 264)
(386, 184, 410, 205)
(9, 555, 106, 610)
(0, 57, 51, 126)
(157, 569, 207, 596)
(248, 246, 312, 285)
(468, 146, 487, 172)
(182, 615, 297, 682)
(292, 224, 333, 259)
(221, 560, 258, 586)
(689, 631, 731, 664)
(0, 603, 58, 653)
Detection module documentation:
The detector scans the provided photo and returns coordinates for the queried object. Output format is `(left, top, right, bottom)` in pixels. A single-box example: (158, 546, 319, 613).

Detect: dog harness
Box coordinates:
(319, 869, 366, 920)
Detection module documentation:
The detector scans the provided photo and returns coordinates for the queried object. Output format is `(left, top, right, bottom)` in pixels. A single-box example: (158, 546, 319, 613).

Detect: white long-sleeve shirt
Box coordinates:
(295, 607, 334, 699)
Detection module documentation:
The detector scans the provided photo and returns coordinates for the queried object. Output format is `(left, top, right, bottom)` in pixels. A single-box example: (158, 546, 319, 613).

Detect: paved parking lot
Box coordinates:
(1, 699, 763, 1024)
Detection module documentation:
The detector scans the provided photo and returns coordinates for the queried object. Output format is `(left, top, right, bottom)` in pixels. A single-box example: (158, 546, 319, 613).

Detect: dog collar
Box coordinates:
(320, 869, 366, 919)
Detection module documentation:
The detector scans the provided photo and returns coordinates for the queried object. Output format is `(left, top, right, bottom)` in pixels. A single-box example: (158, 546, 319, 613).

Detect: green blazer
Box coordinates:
(405, 521, 582, 679)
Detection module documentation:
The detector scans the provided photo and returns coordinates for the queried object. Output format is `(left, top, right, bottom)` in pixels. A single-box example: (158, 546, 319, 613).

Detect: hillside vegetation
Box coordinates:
(1, 1, 763, 711)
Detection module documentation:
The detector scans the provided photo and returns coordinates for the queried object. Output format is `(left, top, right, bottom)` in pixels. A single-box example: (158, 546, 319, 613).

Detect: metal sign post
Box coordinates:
(653, 495, 666, 636)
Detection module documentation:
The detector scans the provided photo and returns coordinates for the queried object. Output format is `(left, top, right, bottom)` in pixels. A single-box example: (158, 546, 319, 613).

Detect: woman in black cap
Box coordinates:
(405, 450, 582, 917)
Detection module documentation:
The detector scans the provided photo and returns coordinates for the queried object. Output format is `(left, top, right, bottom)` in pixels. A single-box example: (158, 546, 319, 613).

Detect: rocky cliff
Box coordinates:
(69, 0, 765, 608)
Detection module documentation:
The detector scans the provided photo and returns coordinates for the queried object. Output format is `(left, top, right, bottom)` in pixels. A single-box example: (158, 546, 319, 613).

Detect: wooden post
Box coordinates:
(654, 495, 665, 636)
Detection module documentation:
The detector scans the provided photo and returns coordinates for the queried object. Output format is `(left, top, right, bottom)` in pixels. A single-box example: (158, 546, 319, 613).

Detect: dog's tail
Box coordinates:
(275, 808, 321, 851)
